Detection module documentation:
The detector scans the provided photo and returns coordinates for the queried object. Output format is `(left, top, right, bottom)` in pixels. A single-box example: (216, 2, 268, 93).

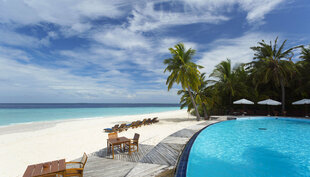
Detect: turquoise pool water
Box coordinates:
(187, 117, 310, 177)
(0, 105, 180, 126)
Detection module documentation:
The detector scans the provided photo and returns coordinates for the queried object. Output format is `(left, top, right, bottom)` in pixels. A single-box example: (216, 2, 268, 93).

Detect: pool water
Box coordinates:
(186, 118, 310, 177)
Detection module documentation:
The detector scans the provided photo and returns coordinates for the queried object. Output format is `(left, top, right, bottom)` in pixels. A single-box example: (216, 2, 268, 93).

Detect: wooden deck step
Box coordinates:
(83, 156, 136, 177)
(126, 163, 169, 177)
(139, 143, 184, 166)
(169, 129, 197, 138)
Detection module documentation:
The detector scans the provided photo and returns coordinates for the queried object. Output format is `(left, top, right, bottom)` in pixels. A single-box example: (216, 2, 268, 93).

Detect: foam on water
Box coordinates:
(187, 118, 310, 177)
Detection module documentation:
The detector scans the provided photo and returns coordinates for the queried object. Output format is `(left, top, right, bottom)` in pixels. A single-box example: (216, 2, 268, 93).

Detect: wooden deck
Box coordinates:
(81, 120, 222, 177)
(94, 144, 154, 162)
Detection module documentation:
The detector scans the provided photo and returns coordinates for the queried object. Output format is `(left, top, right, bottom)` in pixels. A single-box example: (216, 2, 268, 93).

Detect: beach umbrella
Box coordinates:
(292, 99, 310, 105)
(233, 99, 254, 105)
(233, 99, 254, 115)
(258, 99, 281, 105)
(258, 99, 281, 116)
(292, 99, 310, 117)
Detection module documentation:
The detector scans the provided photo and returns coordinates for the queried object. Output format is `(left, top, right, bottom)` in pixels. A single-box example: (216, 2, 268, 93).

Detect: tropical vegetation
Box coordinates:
(164, 39, 310, 119)
(163, 43, 203, 120)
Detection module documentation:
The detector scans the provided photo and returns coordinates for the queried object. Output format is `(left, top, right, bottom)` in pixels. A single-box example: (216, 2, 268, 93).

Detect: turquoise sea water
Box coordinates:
(187, 117, 310, 177)
(0, 104, 180, 126)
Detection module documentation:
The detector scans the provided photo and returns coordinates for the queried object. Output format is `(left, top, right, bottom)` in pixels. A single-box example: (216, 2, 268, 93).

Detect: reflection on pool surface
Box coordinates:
(186, 117, 310, 177)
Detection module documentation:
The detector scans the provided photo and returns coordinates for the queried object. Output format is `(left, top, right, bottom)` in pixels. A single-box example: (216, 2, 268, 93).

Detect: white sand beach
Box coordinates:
(0, 109, 202, 177)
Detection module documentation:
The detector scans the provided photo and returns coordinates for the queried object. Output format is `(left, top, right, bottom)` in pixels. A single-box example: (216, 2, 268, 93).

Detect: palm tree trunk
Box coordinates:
(229, 93, 233, 114)
(280, 80, 285, 114)
(202, 103, 208, 120)
(187, 87, 201, 121)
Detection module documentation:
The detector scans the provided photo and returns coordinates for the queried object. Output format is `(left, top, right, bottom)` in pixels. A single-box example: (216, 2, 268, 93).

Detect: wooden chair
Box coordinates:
(65, 152, 88, 177)
(125, 133, 140, 153)
(104, 124, 119, 133)
(108, 132, 118, 139)
(107, 132, 122, 153)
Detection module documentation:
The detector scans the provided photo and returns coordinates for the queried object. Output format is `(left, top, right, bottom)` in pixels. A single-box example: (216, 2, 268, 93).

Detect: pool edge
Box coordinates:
(174, 120, 226, 177)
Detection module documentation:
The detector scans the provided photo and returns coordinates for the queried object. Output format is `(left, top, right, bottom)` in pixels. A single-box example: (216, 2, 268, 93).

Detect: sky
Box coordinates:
(0, 0, 310, 103)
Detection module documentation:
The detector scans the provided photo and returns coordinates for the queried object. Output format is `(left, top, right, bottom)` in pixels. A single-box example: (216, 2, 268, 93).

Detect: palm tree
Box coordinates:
(295, 45, 310, 97)
(249, 37, 302, 113)
(177, 90, 193, 112)
(164, 43, 203, 120)
(300, 45, 310, 63)
(196, 73, 210, 119)
(209, 59, 236, 108)
(177, 73, 211, 119)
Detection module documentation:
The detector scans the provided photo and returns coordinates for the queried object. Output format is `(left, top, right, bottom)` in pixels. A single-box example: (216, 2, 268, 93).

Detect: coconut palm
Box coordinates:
(209, 59, 237, 107)
(164, 43, 203, 120)
(300, 45, 310, 63)
(295, 45, 310, 97)
(177, 73, 211, 119)
(177, 90, 193, 112)
(196, 73, 211, 119)
(249, 37, 302, 113)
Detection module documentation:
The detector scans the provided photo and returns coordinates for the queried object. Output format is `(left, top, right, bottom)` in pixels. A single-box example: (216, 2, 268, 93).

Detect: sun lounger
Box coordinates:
(125, 122, 133, 129)
(104, 124, 119, 133)
(150, 117, 159, 123)
(145, 118, 152, 125)
(134, 121, 142, 128)
(118, 123, 128, 132)
(141, 119, 147, 126)
(126, 121, 135, 129)
(136, 120, 144, 127)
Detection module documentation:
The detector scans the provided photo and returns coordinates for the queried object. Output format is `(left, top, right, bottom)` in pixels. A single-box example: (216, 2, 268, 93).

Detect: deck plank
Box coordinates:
(80, 120, 223, 177)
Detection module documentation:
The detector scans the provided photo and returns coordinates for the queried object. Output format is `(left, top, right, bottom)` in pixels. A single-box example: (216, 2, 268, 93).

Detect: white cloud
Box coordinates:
(239, 0, 285, 23)
(0, 54, 181, 102)
(0, 55, 137, 102)
(92, 27, 151, 49)
(0, 46, 31, 61)
(74, 0, 125, 18)
(0, 0, 126, 24)
(0, 0, 129, 35)
(0, 28, 58, 48)
(58, 46, 133, 71)
(0, 29, 41, 47)
(181, 0, 286, 23)
(128, 2, 229, 32)
(159, 38, 198, 53)
(197, 32, 278, 75)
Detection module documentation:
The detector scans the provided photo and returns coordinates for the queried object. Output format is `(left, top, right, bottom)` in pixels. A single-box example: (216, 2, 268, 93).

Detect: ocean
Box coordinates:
(0, 103, 180, 126)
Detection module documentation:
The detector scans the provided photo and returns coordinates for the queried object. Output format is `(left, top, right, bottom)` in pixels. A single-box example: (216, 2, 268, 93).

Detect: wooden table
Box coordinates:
(23, 159, 65, 177)
(107, 137, 131, 159)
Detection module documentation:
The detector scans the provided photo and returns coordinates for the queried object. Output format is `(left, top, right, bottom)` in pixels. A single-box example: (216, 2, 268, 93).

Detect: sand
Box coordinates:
(0, 109, 201, 177)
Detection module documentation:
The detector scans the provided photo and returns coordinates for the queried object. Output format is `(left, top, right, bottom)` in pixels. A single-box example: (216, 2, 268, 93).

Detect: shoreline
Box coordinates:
(0, 109, 199, 177)
(0, 107, 182, 130)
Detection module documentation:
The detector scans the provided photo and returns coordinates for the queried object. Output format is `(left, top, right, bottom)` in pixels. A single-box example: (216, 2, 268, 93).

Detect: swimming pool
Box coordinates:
(186, 117, 310, 177)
